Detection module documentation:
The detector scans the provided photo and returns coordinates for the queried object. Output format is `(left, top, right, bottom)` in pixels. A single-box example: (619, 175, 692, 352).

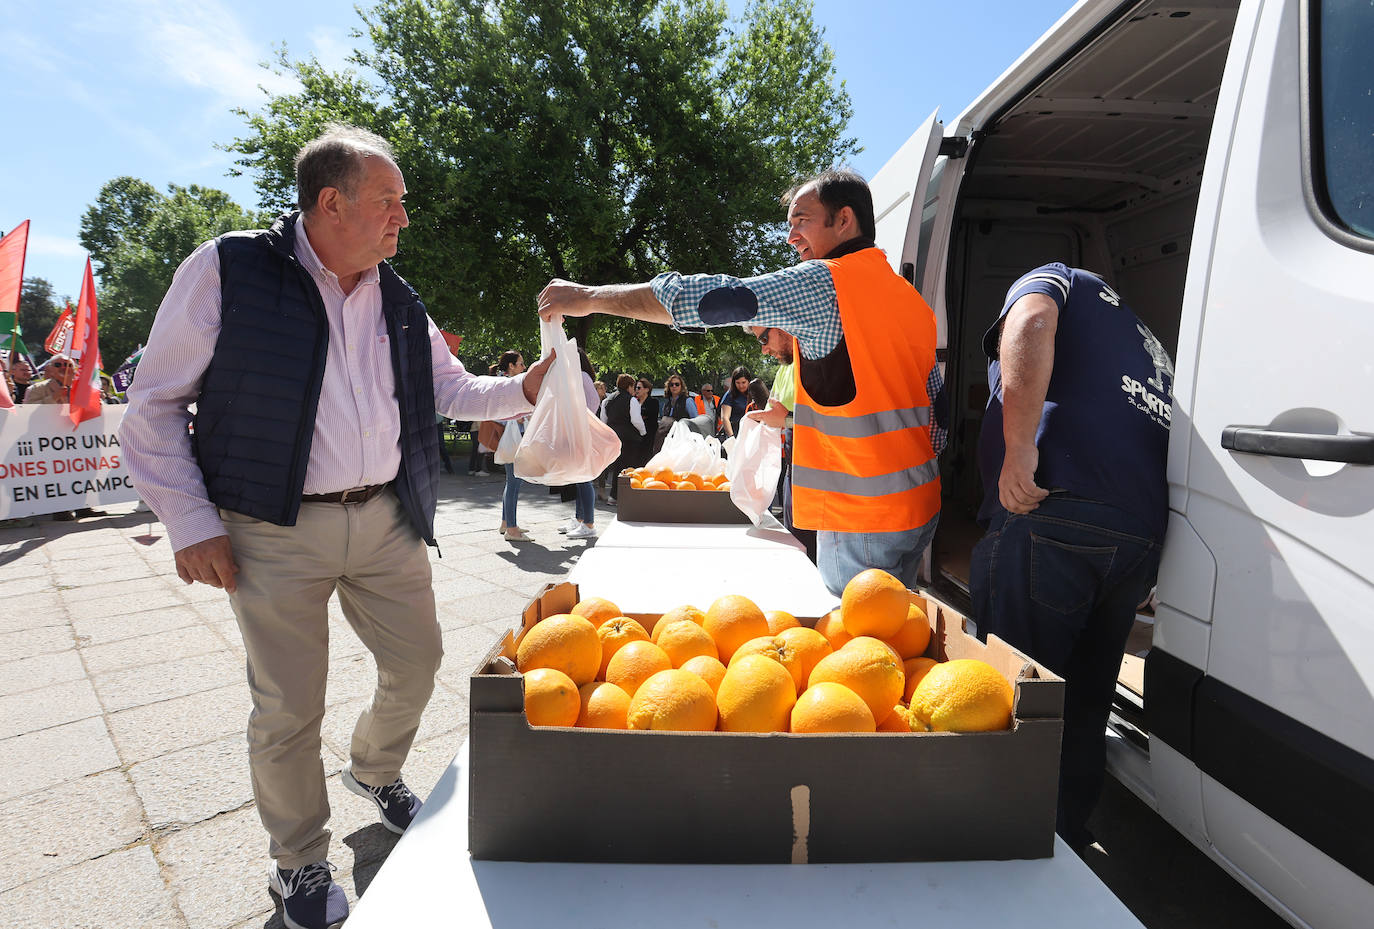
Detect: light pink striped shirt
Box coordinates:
(121, 215, 533, 552)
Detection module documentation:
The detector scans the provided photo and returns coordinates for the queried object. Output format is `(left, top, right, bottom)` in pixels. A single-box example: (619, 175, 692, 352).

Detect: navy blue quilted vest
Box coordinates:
(195, 212, 440, 545)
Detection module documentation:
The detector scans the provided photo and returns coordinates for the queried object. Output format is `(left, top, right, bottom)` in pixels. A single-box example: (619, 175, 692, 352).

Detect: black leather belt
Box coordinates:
(301, 483, 390, 504)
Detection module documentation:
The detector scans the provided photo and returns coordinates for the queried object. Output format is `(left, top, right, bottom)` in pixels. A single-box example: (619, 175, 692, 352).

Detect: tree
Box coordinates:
(227, 0, 855, 376)
(18, 277, 66, 351)
(79, 178, 271, 366)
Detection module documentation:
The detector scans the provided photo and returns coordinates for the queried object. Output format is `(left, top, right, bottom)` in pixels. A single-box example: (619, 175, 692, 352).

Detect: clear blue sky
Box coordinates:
(3, 0, 1075, 302)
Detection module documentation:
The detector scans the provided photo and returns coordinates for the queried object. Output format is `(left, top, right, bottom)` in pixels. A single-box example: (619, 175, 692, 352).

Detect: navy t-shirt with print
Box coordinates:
(976, 263, 1173, 538)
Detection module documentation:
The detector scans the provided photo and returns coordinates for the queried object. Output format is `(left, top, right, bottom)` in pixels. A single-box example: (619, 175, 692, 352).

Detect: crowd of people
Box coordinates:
(446, 359, 781, 536)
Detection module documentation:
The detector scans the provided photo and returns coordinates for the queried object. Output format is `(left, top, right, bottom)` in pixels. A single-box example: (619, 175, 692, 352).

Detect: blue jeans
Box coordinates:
(574, 482, 595, 525)
(501, 470, 523, 526)
(816, 511, 939, 597)
(971, 493, 1161, 849)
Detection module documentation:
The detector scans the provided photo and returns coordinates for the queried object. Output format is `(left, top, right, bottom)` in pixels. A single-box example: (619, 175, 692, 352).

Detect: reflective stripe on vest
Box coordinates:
(794, 403, 930, 438)
(792, 458, 941, 497)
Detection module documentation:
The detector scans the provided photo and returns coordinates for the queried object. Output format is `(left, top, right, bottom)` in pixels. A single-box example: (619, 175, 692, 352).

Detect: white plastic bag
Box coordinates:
(644, 420, 696, 473)
(493, 419, 522, 465)
(512, 318, 621, 484)
(725, 416, 783, 525)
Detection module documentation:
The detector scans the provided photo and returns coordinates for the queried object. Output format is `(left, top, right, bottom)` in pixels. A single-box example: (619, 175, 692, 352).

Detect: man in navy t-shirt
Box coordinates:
(971, 262, 1172, 853)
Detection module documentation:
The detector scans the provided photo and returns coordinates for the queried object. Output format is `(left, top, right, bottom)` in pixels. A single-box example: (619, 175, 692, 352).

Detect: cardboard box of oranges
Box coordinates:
(615, 473, 751, 524)
(468, 580, 1065, 864)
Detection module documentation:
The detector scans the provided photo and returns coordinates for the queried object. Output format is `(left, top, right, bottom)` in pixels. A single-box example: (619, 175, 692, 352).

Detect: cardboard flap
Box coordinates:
(472, 637, 524, 713)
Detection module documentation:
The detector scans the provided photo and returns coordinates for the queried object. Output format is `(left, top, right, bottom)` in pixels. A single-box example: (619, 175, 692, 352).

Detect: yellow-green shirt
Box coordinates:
(770, 361, 796, 412)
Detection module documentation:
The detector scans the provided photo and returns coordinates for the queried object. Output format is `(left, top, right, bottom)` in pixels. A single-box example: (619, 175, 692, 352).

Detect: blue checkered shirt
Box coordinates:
(651, 262, 844, 358)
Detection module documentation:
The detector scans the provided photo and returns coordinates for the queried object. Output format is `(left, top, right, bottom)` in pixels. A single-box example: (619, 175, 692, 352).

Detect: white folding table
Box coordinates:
(570, 519, 839, 617)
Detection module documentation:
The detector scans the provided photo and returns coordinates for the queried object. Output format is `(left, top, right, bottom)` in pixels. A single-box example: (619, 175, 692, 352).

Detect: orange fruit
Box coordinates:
(882, 602, 932, 660)
(651, 467, 678, 485)
(909, 658, 1014, 732)
(878, 704, 919, 732)
(643, 479, 670, 490)
(656, 620, 718, 667)
(633, 468, 651, 480)
(807, 636, 905, 725)
(627, 669, 718, 731)
(728, 635, 779, 664)
(605, 640, 673, 698)
(516, 613, 601, 685)
(522, 668, 580, 727)
(791, 682, 876, 733)
(651, 605, 706, 643)
(840, 569, 910, 639)
(775, 626, 834, 694)
(902, 657, 940, 702)
(680, 655, 727, 695)
(674, 481, 697, 491)
(576, 681, 631, 729)
(716, 481, 731, 491)
(716, 655, 797, 732)
(764, 610, 801, 634)
(596, 616, 650, 679)
(683, 472, 706, 490)
(631, 477, 644, 489)
(729, 627, 832, 696)
(813, 609, 853, 650)
(571, 597, 623, 629)
(703, 594, 770, 663)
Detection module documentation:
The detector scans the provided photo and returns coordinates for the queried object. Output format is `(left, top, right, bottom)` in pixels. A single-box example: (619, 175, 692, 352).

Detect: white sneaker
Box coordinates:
(475, 470, 491, 477)
(557, 517, 581, 534)
(566, 523, 597, 540)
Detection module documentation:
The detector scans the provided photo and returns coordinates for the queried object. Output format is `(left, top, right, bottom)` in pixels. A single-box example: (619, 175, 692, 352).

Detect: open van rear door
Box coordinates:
(869, 111, 944, 290)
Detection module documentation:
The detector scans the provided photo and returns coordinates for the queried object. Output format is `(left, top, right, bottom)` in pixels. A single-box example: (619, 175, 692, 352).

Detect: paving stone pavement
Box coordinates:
(0, 472, 609, 929)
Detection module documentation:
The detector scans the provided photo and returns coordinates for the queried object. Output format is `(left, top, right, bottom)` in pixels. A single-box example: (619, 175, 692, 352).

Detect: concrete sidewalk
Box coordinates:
(0, 472, 607, 929)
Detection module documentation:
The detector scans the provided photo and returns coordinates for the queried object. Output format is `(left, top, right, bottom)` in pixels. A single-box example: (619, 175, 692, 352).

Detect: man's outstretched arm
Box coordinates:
(537, 280, 671, 324)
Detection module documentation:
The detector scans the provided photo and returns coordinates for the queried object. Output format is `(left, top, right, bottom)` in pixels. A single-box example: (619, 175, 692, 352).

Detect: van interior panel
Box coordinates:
(931, 1, 1242, 683)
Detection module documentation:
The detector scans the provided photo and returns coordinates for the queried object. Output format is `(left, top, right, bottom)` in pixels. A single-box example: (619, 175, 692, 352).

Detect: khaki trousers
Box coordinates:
(221, 490, 442, 869)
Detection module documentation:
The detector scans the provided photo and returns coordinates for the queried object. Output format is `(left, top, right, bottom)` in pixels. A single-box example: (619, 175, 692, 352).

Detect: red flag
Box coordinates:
(439, 329, 463, 356)
(67, 258, 103, 427)
(46, 303, 74, 355)
(0, 221, 28, 349)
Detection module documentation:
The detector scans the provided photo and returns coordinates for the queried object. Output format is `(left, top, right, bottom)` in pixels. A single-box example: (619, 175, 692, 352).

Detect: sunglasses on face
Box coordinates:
(48, 362, 71, 370)
(669, 382, 682, 388)
(756, 328, 773, 346)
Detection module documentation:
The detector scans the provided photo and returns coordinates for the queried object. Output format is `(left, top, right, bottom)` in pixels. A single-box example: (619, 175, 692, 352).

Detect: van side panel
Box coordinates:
(1167, 0, 1374, 923)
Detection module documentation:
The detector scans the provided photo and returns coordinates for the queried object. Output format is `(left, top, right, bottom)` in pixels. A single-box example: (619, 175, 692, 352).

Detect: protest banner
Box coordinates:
(0, 405, 139, 518)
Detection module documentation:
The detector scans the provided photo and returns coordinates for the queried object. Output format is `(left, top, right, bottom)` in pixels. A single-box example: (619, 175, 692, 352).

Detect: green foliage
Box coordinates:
(18, 277, 66, 349)
(227, 0, 855, 377)
(78, 178, 271, 367)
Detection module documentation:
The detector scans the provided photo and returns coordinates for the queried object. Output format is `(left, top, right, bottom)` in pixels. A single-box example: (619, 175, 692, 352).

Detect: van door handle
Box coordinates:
(1221, 426, 1374, 465)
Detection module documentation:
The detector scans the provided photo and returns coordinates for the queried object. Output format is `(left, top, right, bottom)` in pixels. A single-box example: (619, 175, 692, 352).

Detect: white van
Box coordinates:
(869, 1, 1373, 926)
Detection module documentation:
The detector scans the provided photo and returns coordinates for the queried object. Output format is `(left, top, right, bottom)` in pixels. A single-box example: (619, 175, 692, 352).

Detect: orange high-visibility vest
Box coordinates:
(791, 247, 940, 533)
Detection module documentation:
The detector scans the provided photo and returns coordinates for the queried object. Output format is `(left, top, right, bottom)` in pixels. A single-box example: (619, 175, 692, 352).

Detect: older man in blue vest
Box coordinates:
(121, 125, 550, 929)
